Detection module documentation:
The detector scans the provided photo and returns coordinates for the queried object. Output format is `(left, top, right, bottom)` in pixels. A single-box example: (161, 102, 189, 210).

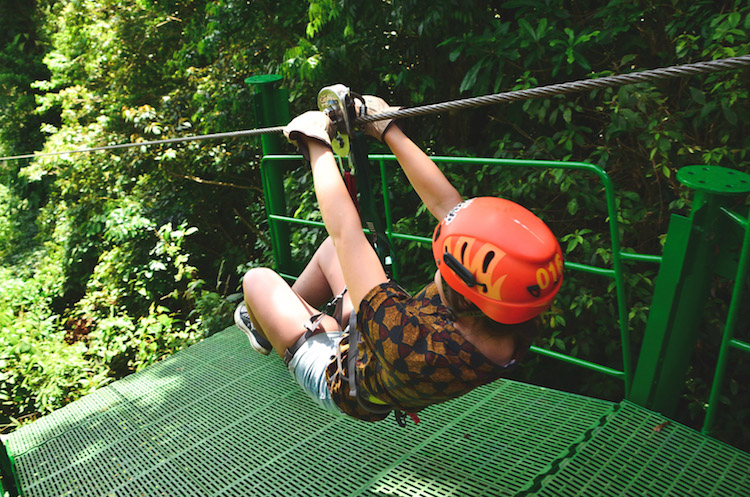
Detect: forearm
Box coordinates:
(383, 126, 462, 221)
(307, 141, 363, 241)
(306, 140, 387, 308)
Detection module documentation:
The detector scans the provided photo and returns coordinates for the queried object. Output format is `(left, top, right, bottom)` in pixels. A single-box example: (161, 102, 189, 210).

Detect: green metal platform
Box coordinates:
(4, 327, 749, 497)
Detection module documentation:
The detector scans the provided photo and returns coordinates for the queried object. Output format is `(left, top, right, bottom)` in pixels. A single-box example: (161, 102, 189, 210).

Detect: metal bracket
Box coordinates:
(317, 84, 353, 157)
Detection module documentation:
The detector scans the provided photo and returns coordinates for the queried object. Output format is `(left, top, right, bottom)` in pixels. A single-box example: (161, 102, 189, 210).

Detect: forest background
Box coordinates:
(0, 0, 748, 451)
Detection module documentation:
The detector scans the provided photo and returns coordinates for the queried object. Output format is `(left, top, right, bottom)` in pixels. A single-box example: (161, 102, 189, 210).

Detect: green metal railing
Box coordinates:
(261, 153, 638, 392)
(703, 204, 750, 433)
(260, 155, 750, 435)
(627, 165, 750, 434)
(250, 76, 749, 439)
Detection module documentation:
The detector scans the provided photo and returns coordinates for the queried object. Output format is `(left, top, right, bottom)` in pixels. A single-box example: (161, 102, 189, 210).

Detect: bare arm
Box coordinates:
(383, 126, 463, 221)
(306, 140, 387, 310)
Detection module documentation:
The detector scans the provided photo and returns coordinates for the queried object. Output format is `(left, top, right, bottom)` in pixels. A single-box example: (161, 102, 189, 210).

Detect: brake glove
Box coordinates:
(355, 95, 401, 142)
(283, 111, 335, 161)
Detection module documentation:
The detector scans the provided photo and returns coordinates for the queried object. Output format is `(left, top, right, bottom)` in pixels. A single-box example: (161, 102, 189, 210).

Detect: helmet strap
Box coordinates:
(443, 253, 487, 292)
(439, 275, 484, 320)
(454, 309, 486, 319)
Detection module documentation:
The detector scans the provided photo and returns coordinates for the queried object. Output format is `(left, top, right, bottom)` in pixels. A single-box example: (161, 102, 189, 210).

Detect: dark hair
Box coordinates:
(440, 279, 539, 351)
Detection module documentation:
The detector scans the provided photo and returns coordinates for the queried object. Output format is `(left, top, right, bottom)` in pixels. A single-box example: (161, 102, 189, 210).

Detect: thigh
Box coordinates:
(243, 267, 342, 358)
(292, 237, 353, 322)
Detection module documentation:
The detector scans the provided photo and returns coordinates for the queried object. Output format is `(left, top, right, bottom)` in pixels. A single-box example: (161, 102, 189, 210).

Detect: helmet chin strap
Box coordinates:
(443, 252, 488, 292)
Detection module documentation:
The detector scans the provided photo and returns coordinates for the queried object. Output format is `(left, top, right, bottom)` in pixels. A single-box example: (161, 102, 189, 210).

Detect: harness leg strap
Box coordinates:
(345, 311, 359, 397)
(284, 313, 326, 366)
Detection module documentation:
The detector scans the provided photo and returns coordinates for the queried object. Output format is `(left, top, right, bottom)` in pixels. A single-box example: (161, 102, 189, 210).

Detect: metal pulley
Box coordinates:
(317, 84, 354, 156)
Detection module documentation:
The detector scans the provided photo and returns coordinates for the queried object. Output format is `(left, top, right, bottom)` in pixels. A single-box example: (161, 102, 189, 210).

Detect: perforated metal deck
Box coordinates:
(4, 327, 749, 496)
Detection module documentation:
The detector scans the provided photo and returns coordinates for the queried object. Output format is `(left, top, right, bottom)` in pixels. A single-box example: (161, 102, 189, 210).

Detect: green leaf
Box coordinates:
(459, 59, 484, 93)
(518, 18, 536, 41)
(567, 198, 579, 215)
(537, 18, 548, 39)
(689, 87, 706, 105)
(563, 106, 572, 123)
(727, 12, 741, 28)
(722, 104, 738, 125)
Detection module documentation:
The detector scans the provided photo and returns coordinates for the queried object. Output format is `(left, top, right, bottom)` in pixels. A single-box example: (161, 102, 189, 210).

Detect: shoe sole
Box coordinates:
(234, 305, 272, 355)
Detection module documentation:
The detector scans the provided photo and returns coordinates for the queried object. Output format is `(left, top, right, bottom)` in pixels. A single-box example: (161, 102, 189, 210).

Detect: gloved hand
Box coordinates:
(283, 111, 335, 161)
(355, 95, 401, 142)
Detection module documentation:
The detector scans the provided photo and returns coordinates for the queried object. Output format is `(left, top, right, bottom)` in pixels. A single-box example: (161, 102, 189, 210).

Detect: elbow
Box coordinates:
(430, 194, 463, 221)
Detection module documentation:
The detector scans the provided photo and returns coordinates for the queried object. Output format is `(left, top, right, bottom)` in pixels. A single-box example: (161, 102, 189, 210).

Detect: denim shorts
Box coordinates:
(287, 331, 345, 416)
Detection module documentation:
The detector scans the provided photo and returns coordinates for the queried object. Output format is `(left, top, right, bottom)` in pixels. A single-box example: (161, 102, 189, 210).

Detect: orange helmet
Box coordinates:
(432, 197, 563, 324)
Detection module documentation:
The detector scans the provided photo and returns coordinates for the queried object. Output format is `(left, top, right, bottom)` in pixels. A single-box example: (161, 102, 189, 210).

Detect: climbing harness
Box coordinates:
(283, 288, 349, 366)
(3, 55, 749, 162)
(283, 282, 417, 425)
(279, 287, 417, 425)
(317, 84, 413, 426)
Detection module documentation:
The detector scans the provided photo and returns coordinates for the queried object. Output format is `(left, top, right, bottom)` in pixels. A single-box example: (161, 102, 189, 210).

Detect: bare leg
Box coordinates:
(291, 237, 353, 324)
(242, 268, 341, 359)
(241, 237, 353, 359)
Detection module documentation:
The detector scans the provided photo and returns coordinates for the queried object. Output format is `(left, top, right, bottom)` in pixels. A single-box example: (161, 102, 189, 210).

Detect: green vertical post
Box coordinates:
(0, 440, 17, 497)
(629, 165, 750, 416)
(702, 204, 750, 435)
(246, 74, 292, 273)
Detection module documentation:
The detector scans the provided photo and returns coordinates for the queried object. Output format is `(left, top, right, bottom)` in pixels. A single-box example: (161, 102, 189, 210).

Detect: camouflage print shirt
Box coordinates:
(326, 281, 521, 421)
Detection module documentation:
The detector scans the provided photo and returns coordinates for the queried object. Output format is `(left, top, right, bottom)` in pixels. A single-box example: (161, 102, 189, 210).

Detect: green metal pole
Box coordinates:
(629, 165, 750, 416)
(246, 74, 292, 273)
(702, 207, 750, 435)
(0, 439, 18, 497)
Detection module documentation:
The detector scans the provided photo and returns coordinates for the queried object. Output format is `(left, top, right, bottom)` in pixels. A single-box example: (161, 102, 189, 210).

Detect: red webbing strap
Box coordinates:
(343, 171, 359, 213)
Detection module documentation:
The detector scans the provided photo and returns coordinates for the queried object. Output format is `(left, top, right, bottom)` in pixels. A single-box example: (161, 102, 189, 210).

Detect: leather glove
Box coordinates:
(355, 95, 401, 142)
(283, 111, 335, 161)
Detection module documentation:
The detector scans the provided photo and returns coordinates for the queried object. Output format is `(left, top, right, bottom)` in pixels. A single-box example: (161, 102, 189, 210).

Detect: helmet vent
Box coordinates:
(460, 242, 468, 262)
(433, 224, 441, 242)
(482, 251, 495, 273)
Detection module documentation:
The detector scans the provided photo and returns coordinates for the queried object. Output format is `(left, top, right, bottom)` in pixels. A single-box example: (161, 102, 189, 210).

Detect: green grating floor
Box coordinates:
(3, 327, 749, 497)
(522, 400, 750, 497)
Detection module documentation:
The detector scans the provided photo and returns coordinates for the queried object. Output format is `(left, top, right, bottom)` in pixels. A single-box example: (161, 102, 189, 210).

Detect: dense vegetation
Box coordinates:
(0, 0, 748, 450)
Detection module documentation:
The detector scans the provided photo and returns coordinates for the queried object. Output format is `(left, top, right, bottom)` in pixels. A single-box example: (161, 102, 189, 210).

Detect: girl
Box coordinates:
(235, 96, 563, 422)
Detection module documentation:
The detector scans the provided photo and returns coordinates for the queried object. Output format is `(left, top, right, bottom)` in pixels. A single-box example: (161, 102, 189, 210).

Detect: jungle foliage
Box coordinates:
(0, 0, 748, 450)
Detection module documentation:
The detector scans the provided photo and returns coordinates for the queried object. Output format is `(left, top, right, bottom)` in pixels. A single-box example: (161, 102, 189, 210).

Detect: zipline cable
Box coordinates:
(355, 54, 750, 124)
(0, 126, 286, 162)
(2, 55, 749, 162)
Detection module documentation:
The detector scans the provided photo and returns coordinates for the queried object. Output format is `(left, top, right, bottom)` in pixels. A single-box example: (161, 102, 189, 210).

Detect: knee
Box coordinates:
(314, 236, 337, 264)
(242, 267, 278, 303)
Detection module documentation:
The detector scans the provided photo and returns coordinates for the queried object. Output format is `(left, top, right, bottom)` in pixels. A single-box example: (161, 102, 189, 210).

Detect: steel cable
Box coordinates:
(0, 126, 286, 161)
(2, 55, 749, 162)
(355, 55, 750, 124)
